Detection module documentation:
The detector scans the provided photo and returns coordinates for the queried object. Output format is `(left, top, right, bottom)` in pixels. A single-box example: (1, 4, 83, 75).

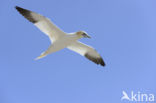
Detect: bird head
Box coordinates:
(76, 31, 91, 39)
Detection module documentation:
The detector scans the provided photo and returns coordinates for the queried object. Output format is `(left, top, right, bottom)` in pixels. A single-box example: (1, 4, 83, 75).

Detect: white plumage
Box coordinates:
(16, 6, 105, 66)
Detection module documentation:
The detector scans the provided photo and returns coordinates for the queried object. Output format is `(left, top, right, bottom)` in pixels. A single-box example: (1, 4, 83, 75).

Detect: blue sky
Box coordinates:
(0, 0, 156, 103)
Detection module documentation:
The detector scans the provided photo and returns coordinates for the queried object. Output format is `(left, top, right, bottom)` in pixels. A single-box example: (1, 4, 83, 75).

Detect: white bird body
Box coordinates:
(37, 34, 80, 59)
(16, 6, 106, 66)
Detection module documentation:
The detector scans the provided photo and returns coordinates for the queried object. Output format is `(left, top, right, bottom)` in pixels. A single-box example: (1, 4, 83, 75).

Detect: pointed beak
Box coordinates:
(85, 35, 91, 38)
(83, 33, 91, 38)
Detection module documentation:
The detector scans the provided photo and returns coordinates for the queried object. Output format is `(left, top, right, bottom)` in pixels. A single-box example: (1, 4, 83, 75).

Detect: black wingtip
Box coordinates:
(15, 6, 28, 14)
(15, 6, 18, 9)
(85, 53, 106, 67)
(15, 6, 38, 23)
(100, 58, 106, 67)
(15, 6, 23, 11)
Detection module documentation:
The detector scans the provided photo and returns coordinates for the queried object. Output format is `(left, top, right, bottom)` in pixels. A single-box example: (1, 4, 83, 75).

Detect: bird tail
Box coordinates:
(35, 53, 47, 60)
(34, 44, 53, 60)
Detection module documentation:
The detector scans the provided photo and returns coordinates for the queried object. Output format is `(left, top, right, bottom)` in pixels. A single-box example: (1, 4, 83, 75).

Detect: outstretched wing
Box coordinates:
(67, 41, 105, 66)
(15, 6, 65, 42)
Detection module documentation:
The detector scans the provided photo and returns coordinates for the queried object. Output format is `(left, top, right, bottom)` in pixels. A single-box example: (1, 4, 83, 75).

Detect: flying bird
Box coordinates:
(15, 6, 106, 66)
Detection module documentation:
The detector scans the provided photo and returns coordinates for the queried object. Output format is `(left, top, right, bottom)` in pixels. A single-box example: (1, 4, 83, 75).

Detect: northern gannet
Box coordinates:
(15, 6, 106, 66)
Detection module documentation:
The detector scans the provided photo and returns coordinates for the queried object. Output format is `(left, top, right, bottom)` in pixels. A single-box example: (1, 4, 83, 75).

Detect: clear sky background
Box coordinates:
(0, 0, 156, 103)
